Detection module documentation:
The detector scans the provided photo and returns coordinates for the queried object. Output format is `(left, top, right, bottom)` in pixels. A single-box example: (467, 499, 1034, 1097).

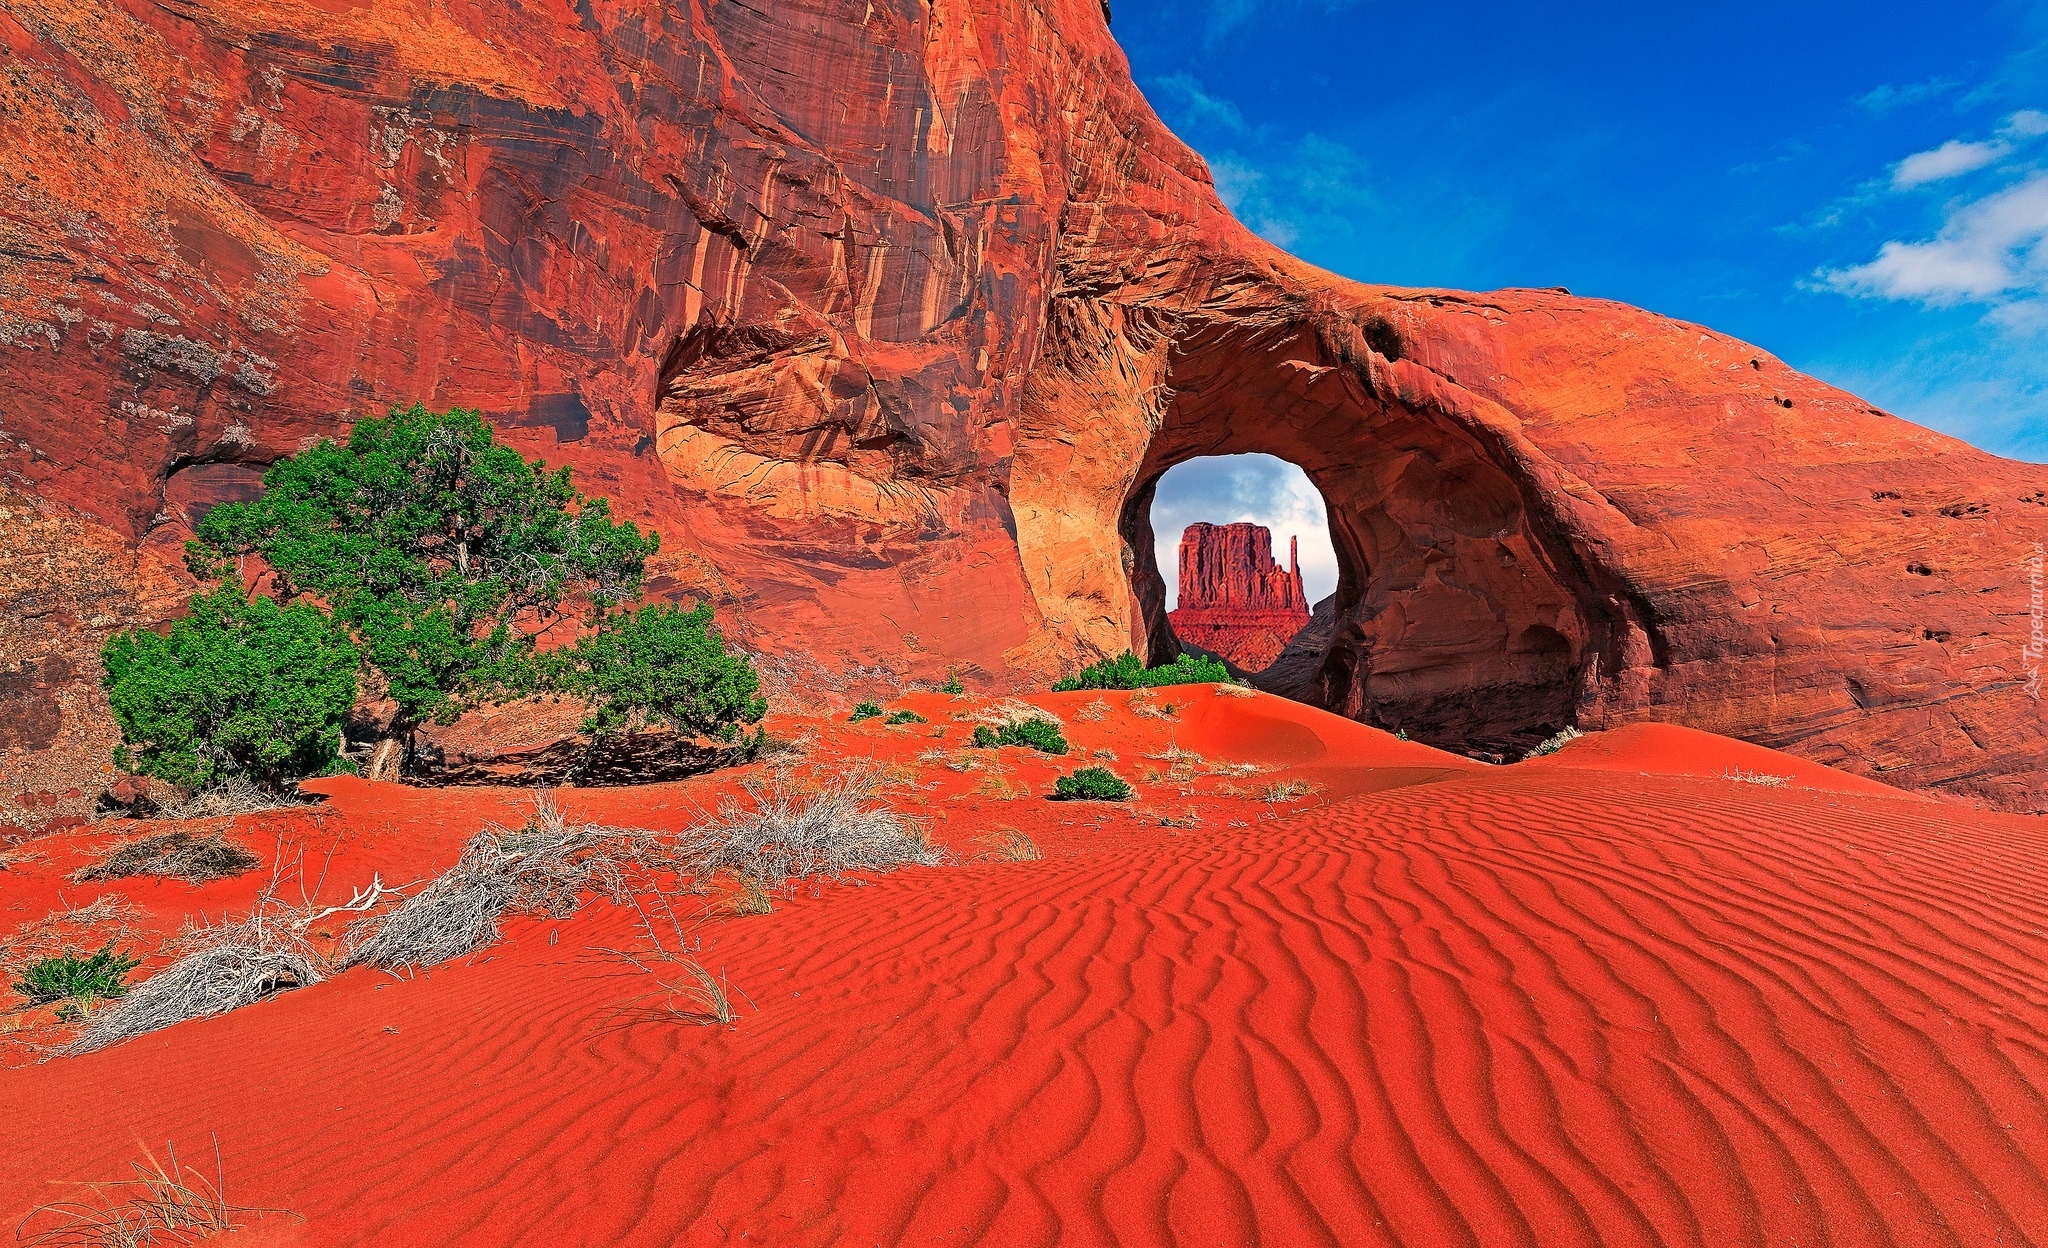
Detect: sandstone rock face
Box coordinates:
(2, 0, 2044, 809)
(1167, 522, 1308, 671)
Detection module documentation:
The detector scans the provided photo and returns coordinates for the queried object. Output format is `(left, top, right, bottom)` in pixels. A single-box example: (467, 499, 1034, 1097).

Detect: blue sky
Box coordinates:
(1130, 0, 2048, 605)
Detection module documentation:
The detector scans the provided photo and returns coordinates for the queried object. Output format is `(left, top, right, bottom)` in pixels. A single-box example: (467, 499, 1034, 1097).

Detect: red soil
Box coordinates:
(3, 693, 2046, 1245)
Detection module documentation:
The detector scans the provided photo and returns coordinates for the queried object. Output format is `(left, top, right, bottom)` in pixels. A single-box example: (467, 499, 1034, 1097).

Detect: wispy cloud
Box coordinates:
(1854, 77, 1960, 114)
(1153, 72, 1248, 135)
(1892, 138, 2009, 187)
(1822, 172, 2048, 317)
(2004, 109, 2048, 139)
(1195, 0, 1359, 48)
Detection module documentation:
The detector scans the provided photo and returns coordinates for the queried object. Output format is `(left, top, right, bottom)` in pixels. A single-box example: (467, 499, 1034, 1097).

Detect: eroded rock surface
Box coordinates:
(2, 0, 2043, 808)
(1167, 522, 1307, 671)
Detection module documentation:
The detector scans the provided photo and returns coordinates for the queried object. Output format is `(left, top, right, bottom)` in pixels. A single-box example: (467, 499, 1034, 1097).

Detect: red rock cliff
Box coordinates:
(1, 0, 2044, 811)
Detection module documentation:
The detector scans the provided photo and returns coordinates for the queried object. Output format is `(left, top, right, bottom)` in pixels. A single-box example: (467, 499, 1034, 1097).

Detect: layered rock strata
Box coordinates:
(1, 0, 2043, 808)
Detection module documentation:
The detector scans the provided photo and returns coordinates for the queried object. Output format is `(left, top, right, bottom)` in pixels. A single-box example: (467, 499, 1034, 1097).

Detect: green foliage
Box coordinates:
(1394, 729, 1411, 742)
(1052, 651, 1234, 692)
(192, 403, 659, 731)
(940, 672, 965, 694)
(1053, 767, 1132, 801)
(12, 942, 141, 1007)
(850, 701, 883, 723)
(545, 601, 766, 741)
(885, 709, 927, 725)
(102, 585, 359, 790)
(972, 718, 1069, 755)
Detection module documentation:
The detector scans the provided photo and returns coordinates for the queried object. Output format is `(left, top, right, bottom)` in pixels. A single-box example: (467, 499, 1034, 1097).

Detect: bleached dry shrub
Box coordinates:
(0, 896, 149, 983)
(1521, 725, 1584, 760)
(73, 830, 259, 885)
(1074, 698, 1110, 722)
(673, 765, 939, 890)
(63, 872, 373, 1056)
(158, 777, 306, 822)
(1127, 690, 1178, 720)
(345, 791, 646, 972)
(1213, 682, 1256, 698)
(1725, 768, 1792, 787)
(1204, 760, 1265, 778)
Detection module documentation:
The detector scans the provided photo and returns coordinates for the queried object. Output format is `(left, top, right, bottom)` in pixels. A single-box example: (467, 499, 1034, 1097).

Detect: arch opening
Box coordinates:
(1112, 322, 1596, 760)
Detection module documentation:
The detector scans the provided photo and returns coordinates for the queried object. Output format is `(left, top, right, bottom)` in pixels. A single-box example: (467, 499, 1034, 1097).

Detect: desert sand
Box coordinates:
(4, 690, 2044, 1245)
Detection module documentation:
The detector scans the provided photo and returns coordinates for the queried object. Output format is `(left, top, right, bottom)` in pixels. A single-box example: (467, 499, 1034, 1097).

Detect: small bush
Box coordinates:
(13, 942, 141, 1008)
(1053, 767, 1132, 801)
(971, 719, 1068, 754)
(547, 600, 766, 742)
(674, 765, 940, 889)
(1394, 729, 1410, 742)
(885, 709, 927, 725)
(849, 702, 883, 722)
(1052, 651, 1232, 692)
(941, 672, 965, 694)
(102, 586, 359, 791)
(74, 830, 260, 885)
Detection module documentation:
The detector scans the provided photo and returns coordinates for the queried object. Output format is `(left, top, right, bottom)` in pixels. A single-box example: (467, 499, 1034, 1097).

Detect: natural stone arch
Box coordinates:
(1015, 304, 1608, 755)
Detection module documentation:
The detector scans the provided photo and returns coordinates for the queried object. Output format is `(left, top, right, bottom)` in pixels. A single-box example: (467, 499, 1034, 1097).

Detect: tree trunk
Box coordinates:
(365, 737, 404, 782)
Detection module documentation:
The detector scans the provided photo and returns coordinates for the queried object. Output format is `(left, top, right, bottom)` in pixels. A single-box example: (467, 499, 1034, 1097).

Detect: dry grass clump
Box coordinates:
(1127, 690, 1179, 721)
(972, 766, 1022, 801)
(671, 765, 939, 891)
(725, 874, 774, 916)
(1213, 682, 1256, 698)
(943, 752, 982, 773)
(1725, 768, 1792, 787)
(73, 830, 260, 885)
(0, 896, 150, 984)
(1074, 698, 1110, 722)
(1260, 779, 1316, 805)
(345, 792, 643, 972)
(17, 1139, 290, 1247)
(916, 747, 951, 765)
(975, 828, 1041, 862)
(1091, 748, 1117, 761)
(969, 698, 1063, 730)
(1204, 760, 1265, 778)
(0, 842, 47, 871)
(1157, 809, 1201, 828)
(156, 778, 306, 822)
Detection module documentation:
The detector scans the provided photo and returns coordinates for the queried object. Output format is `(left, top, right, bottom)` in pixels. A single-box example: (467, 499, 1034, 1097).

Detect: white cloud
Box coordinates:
(1149, 454, 1339, 609)
(1823, 172, 2048, 309)
(1892, 139, 2009, 188)
(2004, 108, 2048, 139)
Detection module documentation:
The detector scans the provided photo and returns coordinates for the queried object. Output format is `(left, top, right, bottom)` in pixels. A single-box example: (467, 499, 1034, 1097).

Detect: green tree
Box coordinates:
(192, 404, 660, 746)
(1051, 650, 1234, 691)
(102, 585, 359, 790)
(549, 601, 767, 741)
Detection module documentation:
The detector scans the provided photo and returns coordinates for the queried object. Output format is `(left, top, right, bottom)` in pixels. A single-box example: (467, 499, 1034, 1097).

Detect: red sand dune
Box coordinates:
(4, 692, 2047, 1245)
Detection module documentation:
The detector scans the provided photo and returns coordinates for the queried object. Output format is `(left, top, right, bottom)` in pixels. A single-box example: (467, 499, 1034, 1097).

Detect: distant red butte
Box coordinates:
(2, 0, 2046, 811)
(1168, 522, 1308, 672)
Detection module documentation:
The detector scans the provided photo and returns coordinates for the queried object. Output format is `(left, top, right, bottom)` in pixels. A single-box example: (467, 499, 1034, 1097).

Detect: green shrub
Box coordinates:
(102, 586, 359, 791)
(12, 942, 141, 1008)
(546, 601, 765, 742)
(884, 709, 927, 725)
(971, 719, 1068, 754)
(850, 702, 883, 722)
(191, 403, 659, 737)
(1052, 651, 1234, 692)
(1053, 767, 1132, 801)
(940, 672, 965, 694)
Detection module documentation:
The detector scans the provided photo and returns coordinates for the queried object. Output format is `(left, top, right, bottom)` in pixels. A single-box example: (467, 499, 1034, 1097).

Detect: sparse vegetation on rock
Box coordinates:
(1053, 651, 1235, 692)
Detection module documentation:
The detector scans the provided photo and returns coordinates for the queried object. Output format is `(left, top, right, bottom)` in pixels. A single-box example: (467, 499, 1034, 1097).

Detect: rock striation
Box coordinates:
(0, 0, 2044, 810)
(1167, 522, 1308, 671)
